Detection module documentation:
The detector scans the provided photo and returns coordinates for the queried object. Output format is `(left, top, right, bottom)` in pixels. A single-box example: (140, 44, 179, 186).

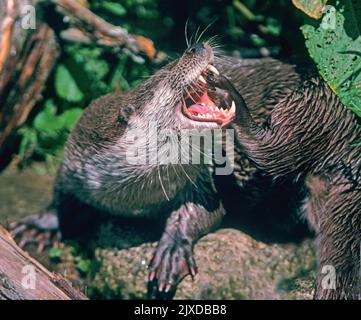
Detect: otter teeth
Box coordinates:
(213, 102, 236, 115)
(220, 108, 228, 115)
(207, 65, 219, 76)
(198, 75, 207, 84)
(214, 106, 226, 114)
(230, 101, 236, 114)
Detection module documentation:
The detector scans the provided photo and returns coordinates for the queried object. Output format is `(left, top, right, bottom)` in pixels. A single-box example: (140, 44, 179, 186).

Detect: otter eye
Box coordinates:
(185, 43, 205, 55)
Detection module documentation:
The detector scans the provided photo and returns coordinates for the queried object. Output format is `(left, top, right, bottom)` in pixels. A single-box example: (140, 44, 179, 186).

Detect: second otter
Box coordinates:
(218, 71, 361, 299)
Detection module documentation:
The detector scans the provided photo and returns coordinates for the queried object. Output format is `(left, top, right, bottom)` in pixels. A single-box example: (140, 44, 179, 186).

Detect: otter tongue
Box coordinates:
(188, 92, 216, 115)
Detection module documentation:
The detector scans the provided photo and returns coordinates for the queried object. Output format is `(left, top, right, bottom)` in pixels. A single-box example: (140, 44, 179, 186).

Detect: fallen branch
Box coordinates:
(0, 225, 87, 300)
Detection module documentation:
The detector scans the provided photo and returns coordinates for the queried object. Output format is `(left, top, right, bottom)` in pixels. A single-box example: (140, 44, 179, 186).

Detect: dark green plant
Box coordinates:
(295, 0, 361, 118)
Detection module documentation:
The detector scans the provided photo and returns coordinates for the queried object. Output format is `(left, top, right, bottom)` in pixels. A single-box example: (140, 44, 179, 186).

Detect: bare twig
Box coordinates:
(0, 0, 17, 74)
(53, 0, 156, 59)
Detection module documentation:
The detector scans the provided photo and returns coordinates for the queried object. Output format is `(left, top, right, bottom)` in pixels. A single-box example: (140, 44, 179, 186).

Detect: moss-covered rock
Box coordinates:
(91, 229, 316, 300)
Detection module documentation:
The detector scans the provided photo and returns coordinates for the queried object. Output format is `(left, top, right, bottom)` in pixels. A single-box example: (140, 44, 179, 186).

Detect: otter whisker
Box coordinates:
(178, 163, 198, 188)
(187, 142, 215, 163)
(193, 24, 202, 47)
(206, 34, 222, 49)
(157, 164, 170, 201)
(184, 87, 198, 105)
(185, 18, 191, 48)
(187, 82, 204, 100)
(196, 19, 217, 44)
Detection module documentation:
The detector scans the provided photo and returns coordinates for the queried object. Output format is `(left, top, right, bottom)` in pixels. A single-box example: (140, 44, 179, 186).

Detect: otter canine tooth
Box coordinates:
(207, 65, 219, 76)
(230, 101, 236, 114)
(198, 75, 207, 84)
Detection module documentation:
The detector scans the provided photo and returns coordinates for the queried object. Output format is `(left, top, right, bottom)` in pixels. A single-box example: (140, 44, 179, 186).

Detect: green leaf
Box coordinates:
(18, 127, 37, 158)
(266, 17, 282, 37)
(55, 64, 84, 103)
(292, 0, 328, 19)
(301, 0, 361, 118)
(49, 247, 64, 259)
(101, 1, 126, 16)
(33, 101, 64, 133)
(76, 259, 91, 274)
(34, 100, 82, 133)
(58, 108, 83, 130)
(84, 58, 109, 82)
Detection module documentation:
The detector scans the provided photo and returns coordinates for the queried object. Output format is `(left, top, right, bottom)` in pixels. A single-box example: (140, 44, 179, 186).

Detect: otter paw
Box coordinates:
(9, 213, 61, 253)
(147, 238, 197, 299)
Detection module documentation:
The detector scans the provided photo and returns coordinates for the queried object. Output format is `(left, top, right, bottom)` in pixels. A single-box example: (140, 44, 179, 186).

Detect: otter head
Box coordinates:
(132, 42, 235, 130)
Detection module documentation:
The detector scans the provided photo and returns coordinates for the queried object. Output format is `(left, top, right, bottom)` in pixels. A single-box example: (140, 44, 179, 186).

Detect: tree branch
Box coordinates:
(0, 225, 87, 300)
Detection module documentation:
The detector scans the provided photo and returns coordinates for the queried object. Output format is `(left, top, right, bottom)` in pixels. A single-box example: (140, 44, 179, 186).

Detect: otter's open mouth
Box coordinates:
(182, 65, 235, 126)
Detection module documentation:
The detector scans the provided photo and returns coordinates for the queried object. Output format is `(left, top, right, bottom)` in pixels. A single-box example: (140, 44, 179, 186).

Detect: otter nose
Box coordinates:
(185, 43, 205, 55)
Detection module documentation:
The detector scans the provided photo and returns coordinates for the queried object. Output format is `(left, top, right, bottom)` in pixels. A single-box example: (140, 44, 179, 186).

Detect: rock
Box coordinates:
(91, 228, 316, 300)
(0, 165, 54, 224)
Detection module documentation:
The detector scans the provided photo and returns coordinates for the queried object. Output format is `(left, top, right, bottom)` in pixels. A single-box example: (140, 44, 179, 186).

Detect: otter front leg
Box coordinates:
(148, 202, 224, 299)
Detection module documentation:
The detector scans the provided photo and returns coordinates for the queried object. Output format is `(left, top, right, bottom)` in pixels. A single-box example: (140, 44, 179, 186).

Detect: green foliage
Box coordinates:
(49, 247, 65, 260)
(34, 100, 82, 132)
(299, 0, 361, 117)
(55, 64, 84, 103)
(18, 100, 82, 165)
(49, 244, 92, 275)
(75, 257, 92, 274)
(100, 1, 127, 16)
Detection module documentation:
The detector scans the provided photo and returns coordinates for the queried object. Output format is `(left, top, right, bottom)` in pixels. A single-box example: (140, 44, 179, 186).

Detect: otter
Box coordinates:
(214, 72, 361, 299)
(11, 42, 311, 298)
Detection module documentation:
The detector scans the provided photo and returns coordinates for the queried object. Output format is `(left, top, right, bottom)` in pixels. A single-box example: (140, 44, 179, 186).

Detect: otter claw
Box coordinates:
(147, 238, 197, 299)
(165, 283, 173, 293)
(9, 213, 61, 252)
